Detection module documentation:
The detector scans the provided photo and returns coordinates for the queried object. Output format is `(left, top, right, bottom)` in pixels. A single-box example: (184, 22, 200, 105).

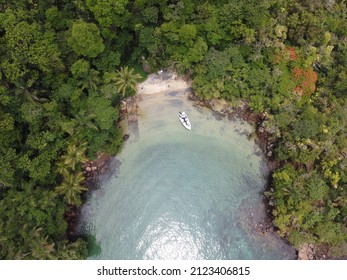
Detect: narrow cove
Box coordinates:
(79, 73, 296, 260)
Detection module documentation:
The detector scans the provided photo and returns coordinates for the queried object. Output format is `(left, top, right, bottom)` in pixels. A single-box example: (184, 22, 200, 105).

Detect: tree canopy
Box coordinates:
(0, 0, 346, 259)
(68, 19, 105, 58)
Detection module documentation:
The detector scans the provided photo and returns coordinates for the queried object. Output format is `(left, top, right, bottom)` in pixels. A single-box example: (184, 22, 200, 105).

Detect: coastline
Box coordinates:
(65, 153, 115, 241)
(187, 83, 331, 260)
(72, 70, 323, 260)
(187, 92, 330, 260)
(187, 93, 287, 241)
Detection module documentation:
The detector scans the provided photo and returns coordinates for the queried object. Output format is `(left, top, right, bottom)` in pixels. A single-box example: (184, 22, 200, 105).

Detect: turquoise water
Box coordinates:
(81, 90, 296, 260)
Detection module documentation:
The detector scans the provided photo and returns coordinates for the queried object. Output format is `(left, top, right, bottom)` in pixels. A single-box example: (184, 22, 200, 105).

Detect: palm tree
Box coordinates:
(28, 227, 55, 260)
(72, 110, 99, 132)
(112, 66, 142, 96)
(14, 80, 50, 104)
(55, 171, 86, 205)
(78, 69, 100, 91)
(15, 227, 56, 260)
(61, 143, 88, 171)
(60, 111, 99, 138)
(56, 160, 68, 175)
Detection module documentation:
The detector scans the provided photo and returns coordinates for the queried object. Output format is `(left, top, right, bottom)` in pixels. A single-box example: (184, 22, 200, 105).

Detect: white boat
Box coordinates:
(178, 111, 191, 130)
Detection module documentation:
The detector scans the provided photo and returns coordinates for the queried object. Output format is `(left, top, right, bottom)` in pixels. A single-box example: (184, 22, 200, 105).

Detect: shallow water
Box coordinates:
(81, 90, 296, 260)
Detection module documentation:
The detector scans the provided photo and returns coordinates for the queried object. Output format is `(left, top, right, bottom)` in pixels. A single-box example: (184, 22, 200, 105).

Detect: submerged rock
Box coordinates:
(123, 134, 130, 141)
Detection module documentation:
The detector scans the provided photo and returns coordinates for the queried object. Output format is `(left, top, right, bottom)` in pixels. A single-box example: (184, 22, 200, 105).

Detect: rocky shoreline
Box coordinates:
(188, 93, 335, 260)
(65, 153, 114, 241)
(188, 94, 281, 230)
(82, 153, 113, 183)
(188, 93, 279, 171)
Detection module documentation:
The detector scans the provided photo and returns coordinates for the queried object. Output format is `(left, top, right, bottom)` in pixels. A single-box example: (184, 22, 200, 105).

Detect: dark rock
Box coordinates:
(142, 60, 151, 73)
(123, 134, 130, 141)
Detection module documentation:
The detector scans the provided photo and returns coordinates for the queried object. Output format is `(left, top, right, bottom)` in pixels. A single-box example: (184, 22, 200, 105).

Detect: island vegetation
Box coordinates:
(0, 0, 346, 259)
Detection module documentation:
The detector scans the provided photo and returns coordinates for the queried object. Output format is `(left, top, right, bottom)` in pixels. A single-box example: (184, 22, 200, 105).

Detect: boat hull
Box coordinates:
(178, 112, 191, 130)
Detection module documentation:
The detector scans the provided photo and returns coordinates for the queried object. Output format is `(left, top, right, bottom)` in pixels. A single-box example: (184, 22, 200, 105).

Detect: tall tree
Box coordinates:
(0, 12, 62, 85)
(67, 19, 105, 58)
(60, 143, 88, 171)
(55, 171, 86, 206)
(111, 66, 142, 96)
(86, 0, 130, 28)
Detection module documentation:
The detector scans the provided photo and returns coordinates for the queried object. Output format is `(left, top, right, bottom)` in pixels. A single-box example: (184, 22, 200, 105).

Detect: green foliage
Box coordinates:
(0, 148, 17, 188)
(308, 177, 329, 202)
(272, 164, 346, 248)
(193, 75, 224, 99)
(0, 15, 62, 85)
(87, 96, 117, 130)
(60, 143, 88, 171)
(93, 50, 121, 72)
(0, 2, 126, 259)
(315, 221, 345, 245)
(112, 66, 142, 96)
(138, 27, 160, 55)
(45, 6, 69, 31)
(162, 0, 194, 23)
(203, 48, 231, 80)
(0, 185, 67, 259)
(159, 21, 208, 69)
(56, 238, 88, 259)
(249, 95, 265, 113)
(292, 105, 325, 139)
(55, 171, 86, 206)
(67, 19, 105, 58)
(86, 0, 129, 28)
(62, 110, 99, 137)
(71, 59, 90, 78)
(142, 6, 159, 24)
(78, 69, 100, 92)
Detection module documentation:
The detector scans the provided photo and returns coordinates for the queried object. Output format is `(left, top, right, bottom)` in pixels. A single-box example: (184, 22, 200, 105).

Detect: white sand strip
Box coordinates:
(137, 72, 190, 95)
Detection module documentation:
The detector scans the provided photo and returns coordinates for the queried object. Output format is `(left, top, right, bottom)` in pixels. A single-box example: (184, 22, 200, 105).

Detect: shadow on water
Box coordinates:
(88, 234, 101, 257)
(165, 91, 180, 97)
(166, 99, 184, 106)
(87, 157, 122, 192)
(235, 197, 297, 259)
(77, 157, 122, 247)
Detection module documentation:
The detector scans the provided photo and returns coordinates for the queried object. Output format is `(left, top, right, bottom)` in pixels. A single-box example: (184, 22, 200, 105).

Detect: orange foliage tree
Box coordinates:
(273, 46, 297, 64)
(292, 67, 317, 95)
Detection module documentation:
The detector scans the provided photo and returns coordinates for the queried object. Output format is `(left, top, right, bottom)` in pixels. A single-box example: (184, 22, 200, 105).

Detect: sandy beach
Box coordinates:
(137, 71, 191, 96)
